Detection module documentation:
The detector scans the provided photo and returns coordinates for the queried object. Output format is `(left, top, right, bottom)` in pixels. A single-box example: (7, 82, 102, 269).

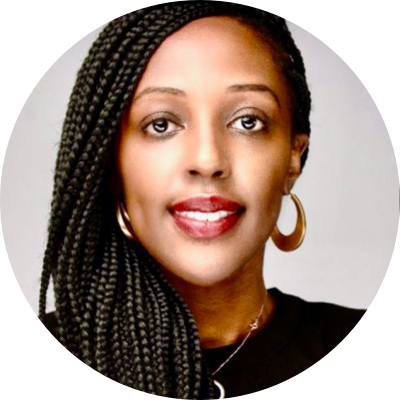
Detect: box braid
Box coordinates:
(38, 1, 311, 398)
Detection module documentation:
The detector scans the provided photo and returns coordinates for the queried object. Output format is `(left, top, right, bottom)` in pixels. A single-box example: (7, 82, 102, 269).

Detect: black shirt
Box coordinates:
(43, 288, 365, 398)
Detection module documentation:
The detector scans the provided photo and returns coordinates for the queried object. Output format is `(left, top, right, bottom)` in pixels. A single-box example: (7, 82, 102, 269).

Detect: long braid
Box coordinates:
(137, 245, 210, 399)
(39, 2, 311, 398)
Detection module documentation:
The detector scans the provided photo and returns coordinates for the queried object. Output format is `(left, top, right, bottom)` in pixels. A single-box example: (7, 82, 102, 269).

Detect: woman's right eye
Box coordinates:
(142, 118, 181, 137)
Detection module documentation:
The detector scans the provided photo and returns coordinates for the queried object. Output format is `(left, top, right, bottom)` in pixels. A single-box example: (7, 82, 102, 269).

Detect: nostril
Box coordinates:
(188, 169, 225, 178)
(212, 170, 224, 178)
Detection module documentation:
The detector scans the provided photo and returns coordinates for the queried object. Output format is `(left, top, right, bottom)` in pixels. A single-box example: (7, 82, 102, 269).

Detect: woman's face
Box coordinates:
(116, 17, 308, 286)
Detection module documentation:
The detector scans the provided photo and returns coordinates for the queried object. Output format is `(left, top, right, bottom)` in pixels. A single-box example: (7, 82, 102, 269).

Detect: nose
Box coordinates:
(185, 124, 231, 180)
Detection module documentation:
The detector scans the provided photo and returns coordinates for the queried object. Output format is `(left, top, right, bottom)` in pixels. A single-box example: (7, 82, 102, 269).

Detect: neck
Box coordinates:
(161, 250, 275, 349)
(189, 285, 271, 348)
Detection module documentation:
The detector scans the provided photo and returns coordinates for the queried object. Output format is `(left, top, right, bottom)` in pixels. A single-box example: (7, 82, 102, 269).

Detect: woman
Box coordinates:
(40, 1, 364, 398)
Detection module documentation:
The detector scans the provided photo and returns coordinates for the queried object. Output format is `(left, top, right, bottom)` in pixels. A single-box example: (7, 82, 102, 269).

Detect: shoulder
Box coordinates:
(306, 298, 366, 324)
(306, 303, 400, 339)
(274, 290, 368, 339)
(314, 303, 367, 352)
(271, 288, 368, 347)
(303, 301, 400, 377)
(303, 298, 365, 348)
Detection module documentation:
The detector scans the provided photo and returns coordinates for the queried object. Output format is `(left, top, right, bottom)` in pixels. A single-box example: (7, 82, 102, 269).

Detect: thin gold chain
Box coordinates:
(211, 293, 267, 376)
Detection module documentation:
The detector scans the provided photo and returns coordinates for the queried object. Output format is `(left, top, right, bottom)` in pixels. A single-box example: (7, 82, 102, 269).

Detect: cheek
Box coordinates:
(235, 140, 291, 234)
(236, 140, 290, 198)
(117, 138, 179, 222)
(123, 172, 156, 210)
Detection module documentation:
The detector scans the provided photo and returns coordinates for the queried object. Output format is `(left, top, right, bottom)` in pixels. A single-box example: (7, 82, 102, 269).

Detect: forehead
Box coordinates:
(160, 16, 269, 56)
(135, 16, 291, 103)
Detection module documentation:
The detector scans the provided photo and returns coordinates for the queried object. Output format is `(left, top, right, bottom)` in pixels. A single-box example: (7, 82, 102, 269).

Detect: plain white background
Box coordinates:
(1, 1, 398, 313)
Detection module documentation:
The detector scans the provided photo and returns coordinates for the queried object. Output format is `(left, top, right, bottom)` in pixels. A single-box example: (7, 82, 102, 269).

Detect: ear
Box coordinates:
(284, 133, 309, 194)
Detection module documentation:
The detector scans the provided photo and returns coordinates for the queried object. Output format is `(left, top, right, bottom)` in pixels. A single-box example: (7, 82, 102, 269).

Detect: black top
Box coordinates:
(43, 288, 365, 398)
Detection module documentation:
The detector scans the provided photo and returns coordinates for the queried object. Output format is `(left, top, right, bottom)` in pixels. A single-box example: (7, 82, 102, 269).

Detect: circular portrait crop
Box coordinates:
(1, 1, 398, 399)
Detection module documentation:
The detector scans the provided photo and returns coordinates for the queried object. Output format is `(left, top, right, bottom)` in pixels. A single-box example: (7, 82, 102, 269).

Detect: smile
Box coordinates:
(169, 195, 245, 238)
(174, 210, 235, 222)
(170, 210, 243, 238)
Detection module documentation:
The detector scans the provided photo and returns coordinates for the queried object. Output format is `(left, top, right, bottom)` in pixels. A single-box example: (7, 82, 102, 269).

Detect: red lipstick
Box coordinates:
(169, 195, 244, 238)
(171, 195, 242, 212)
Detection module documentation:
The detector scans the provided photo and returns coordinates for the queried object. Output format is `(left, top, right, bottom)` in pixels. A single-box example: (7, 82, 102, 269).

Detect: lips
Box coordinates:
(171, 195, 242, 213)
(169, 195, 245, 238)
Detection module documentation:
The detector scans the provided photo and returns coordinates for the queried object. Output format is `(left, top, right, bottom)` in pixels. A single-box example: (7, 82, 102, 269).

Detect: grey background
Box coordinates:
(1, 20, 398, 314)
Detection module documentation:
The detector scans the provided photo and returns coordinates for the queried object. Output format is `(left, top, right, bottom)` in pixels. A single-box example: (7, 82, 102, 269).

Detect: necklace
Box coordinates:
(211, 293, 267, 399)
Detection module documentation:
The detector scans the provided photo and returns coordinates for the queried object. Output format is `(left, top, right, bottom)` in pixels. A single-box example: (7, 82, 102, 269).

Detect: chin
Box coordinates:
(140, 230, 265, 289)
(180, 270, 232, 287)
(158, 255, 243, 288)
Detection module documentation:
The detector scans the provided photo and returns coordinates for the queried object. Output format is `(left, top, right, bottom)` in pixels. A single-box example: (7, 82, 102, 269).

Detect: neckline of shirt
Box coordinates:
(202, 288, 304, 373)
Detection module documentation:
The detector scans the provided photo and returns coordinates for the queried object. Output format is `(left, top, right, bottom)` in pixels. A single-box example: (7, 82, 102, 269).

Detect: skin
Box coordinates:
(116, 17, 308, 348)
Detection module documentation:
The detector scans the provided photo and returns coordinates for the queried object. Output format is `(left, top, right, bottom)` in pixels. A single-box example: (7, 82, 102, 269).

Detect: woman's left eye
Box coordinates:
(229, 116, 266, 132)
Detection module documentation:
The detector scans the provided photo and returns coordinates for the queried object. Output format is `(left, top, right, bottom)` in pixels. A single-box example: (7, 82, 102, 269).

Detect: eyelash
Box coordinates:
(228, 114, 268, 133)
(140, 111, 269, 138)
(141, 114, 182, 138)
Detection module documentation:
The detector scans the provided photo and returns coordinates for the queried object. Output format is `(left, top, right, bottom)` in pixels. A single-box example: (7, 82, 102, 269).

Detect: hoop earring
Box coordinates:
(116, 201, 136, 241)
(271, 193, 306, 252)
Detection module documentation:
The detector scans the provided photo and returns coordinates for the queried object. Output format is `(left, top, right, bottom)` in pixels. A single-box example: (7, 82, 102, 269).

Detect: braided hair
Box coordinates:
(39, 1, 311, 398)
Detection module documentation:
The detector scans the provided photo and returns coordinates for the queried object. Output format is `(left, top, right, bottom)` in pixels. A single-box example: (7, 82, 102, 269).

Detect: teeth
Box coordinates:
(175, 210, 234, 222)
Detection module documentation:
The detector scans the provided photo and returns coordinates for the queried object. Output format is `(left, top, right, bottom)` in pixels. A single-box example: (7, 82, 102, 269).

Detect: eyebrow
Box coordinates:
(227, 84, 281, 108)
(133, 84, 280, 107)
(133, 87, 185, 102)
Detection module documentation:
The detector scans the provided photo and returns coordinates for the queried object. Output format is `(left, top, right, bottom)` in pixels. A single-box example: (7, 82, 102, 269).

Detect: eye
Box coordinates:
(142, 117, 181, 137)
(229, 115, 266, 132)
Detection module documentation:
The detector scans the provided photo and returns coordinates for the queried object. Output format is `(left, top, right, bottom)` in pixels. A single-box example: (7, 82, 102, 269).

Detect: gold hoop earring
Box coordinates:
(116, 201, 136, 241)
(271, 193, 306, 252)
